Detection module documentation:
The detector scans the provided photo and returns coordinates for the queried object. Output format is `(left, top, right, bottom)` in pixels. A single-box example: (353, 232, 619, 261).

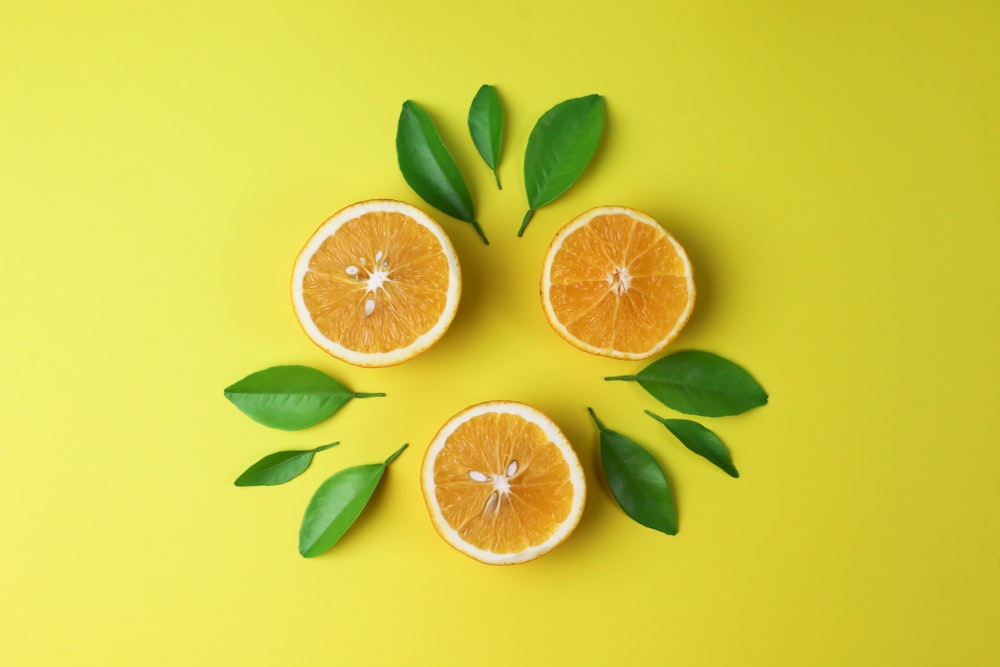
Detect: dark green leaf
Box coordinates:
(519, 94, 604, 236)
(588, 409, 677, 535)
(646, 413, 739, 477)
(606, 350, 768, 417)
(224, 365, 383, 431)
(396, 100, 488, 244)
(468, 84, 503, 189)
(234, 443, 338, 487)
(298, 444, 408, 557)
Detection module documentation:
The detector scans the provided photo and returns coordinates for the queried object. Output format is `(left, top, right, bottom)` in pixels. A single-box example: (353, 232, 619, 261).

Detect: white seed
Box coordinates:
(468, 470, 488, 482)
(345, 265, 359, 276)
(364, 298, 375, 317)
(375, 250, 384, 263)
(505, 460, 518, 476)
(484, 491, 499, 514)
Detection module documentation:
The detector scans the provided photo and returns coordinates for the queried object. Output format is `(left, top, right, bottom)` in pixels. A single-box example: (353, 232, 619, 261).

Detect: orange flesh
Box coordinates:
(547, 213, 692, 354)
(432, 413, 575, 554)
(301, 210, 450, 353)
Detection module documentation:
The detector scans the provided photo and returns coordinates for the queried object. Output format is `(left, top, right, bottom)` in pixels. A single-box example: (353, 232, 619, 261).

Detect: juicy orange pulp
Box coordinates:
(292, 200, 460, 367)
(543, 206, 694, 359)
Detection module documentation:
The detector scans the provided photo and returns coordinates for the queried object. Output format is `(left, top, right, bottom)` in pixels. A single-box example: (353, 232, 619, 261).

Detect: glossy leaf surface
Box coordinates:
(396, 100, 488, 243)
(519, 94, 604, 235)
(234, 443, 338, 487)
(647, 413, 739, 477)
(298, 444, 407, 557)
(589, 409, 676, 535)
(224, 365, 383, 430)
(468, 84, 503, 189)
(607, 350, 768, 417)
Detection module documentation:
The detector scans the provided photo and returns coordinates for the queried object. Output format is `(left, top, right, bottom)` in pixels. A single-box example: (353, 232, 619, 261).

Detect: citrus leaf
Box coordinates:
(224, 365, 384, 431)
(519, 94, 604, 236)
(234, 443, 338, 487)
(588, 409, 677, 535)
(298, 444, 408, 557)
(606, 350, 768, 417)
(646, 413, 739, 478)
(396, 100, 488, 244)
(468, 84, 503, 189)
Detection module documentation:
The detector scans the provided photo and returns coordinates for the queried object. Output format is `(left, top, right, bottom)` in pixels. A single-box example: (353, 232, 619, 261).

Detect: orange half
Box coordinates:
(291, 200, 461, 367)
(541, 206, 695, 360)
(421, 401, 586, 565)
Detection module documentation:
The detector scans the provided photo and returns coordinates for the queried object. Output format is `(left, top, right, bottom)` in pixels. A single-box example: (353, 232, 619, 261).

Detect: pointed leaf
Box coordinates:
(234, 443, 338, 487)
(224, 365, 383, 430)
(519, 94, 604, 236)
(647, 413, 739, 477)
(588, 409, 677, 535)
(468, 84, 503, 189)
(298, 444, 407, 557)
(606, 350, 768, 417)
(396, 100, 488, 244)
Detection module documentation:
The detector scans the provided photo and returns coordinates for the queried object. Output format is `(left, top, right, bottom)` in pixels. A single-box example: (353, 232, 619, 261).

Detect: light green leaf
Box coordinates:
(519, 94, 604, 236)
(298, 444, 408, 557)
(234, 443, 338, 487)
(396, 100, 488, 244)
(224, 365, 383, 431)
(468, 84, 503, 189)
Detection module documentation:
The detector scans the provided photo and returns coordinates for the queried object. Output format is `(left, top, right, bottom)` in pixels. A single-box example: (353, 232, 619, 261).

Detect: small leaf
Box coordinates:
(606, 350, 768, 417)
(396, 100, 488, 244)
(588, 409, 677, 535)
(298, 444, 408, 557)
(224, 365, 384, 431)
(646, 413, 739, 478)
(234, 443, 338, 487)
(519, 94, 605, 236)
(468, 84, 503, 189)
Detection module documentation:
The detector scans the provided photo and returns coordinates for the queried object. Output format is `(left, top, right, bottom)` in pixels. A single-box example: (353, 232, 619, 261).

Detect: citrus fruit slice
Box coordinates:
(541, 205, 695, 360)
(421, 401, 586, 565)
(291, 199, 461, 367)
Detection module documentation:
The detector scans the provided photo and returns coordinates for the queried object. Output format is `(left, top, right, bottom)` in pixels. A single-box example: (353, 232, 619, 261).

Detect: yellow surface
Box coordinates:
(2, 1, 998, 665)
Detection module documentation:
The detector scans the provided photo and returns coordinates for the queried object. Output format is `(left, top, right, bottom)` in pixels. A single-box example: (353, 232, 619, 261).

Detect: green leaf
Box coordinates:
(588, 409, 677, 535)
(234, 443, 338, 487)
(606, 350, 768, 417)
(518, 94, 605, 236)
(646, 413, 739, 478)
(468, 84, 503, 189)
(223, 365, 384, 431)
(396, 100, 488, 244)
(298, 444, 408, 557)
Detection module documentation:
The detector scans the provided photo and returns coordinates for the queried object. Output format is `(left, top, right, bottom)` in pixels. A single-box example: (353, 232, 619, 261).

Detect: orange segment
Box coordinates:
(541, 206, 695, 360)
(291, 200, 461, 367)
(421, 402, 586, 565)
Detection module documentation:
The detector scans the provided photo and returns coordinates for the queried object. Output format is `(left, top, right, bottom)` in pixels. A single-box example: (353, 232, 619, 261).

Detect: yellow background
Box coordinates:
(2, 1, 998, 665)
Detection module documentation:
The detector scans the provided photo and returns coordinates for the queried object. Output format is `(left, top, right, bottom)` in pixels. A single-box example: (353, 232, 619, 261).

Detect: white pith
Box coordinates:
(421, 401, 587, 566)
(291, 199, 461, 367)
(540, 205, 695, 360)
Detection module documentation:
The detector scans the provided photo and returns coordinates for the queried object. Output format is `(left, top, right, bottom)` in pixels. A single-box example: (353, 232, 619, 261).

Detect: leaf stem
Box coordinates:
(493, 169, 502, 190)
(604, 375, 637, 382)
(353, 392, 386, 398)
(470, 220, 490, 245)
(314, 442, 340, 452)
(586, 407, 606, 432)
(517, 209, 535, 237)
(643, 410, 667, 425)
(383, 443, 409, 466)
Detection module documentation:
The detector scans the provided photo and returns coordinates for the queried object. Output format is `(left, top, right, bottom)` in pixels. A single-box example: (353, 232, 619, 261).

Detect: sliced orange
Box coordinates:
(291, 199, 461, 367)
(421, 401, 586, 565)
(541, 206, 695, 360)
